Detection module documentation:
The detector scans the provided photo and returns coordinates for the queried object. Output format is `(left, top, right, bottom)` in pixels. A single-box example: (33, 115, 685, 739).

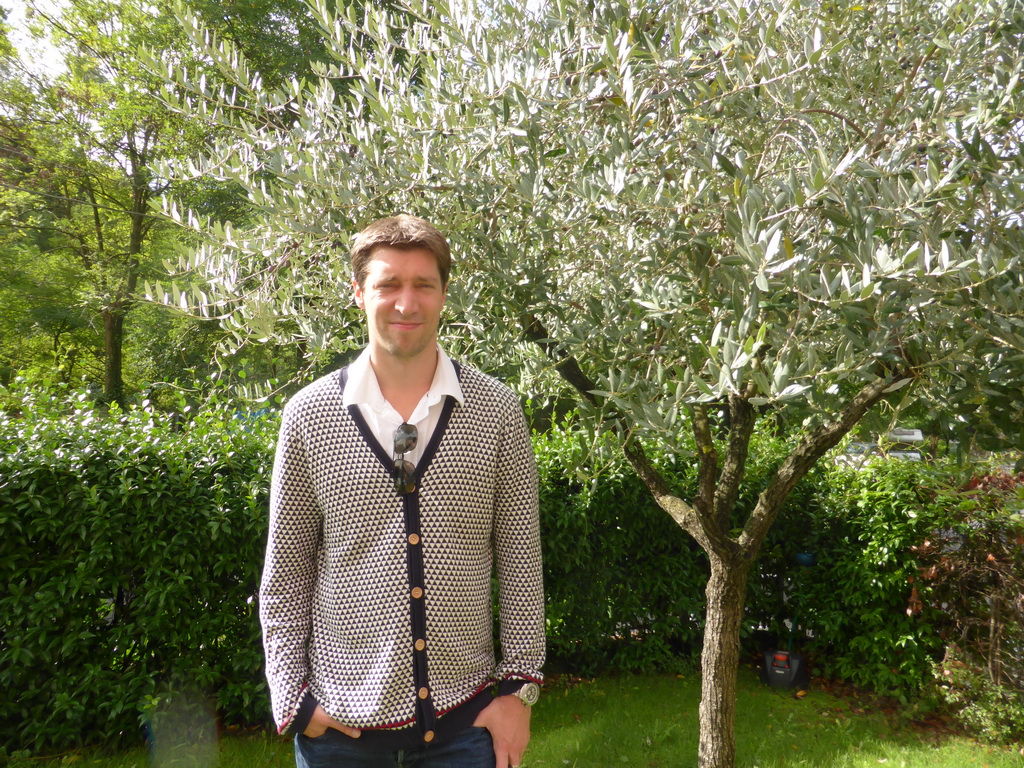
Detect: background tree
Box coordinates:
(0, 8, 99, 384)
(0, 0, 208, 404)
(0, 0, 360, 401)
(185, 0, 363, 87)
(155, 0, 1024, 765)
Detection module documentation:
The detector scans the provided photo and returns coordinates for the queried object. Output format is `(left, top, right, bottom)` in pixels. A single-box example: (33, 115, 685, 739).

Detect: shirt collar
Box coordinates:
(342, 344, 465, 411)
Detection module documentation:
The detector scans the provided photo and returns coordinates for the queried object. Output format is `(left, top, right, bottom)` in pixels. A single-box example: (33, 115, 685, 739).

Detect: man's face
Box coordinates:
(353, 246, 447, 362)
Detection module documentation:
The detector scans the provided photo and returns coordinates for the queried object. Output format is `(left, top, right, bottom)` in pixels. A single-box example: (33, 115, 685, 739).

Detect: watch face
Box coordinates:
(518, 682, 540, 706)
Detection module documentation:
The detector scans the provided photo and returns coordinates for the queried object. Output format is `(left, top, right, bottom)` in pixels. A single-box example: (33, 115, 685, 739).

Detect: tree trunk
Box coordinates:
(95, 138, 149, 410)
(103, 308, 126, 408)
(698, 553, 752, 768)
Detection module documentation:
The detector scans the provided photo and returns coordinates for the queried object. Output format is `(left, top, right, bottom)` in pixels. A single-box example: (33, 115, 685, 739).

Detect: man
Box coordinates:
(260, 214, 545, 768)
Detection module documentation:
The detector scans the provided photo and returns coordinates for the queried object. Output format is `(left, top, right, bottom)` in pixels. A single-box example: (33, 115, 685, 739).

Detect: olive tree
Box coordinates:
(152, 0, 1024, 765)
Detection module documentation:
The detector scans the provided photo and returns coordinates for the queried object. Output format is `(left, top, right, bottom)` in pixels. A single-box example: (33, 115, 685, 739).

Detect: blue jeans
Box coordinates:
(294, 726, 494, 768)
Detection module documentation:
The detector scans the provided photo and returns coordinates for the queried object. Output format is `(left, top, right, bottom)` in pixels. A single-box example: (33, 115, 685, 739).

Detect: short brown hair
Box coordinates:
(350, 214, 452, 288)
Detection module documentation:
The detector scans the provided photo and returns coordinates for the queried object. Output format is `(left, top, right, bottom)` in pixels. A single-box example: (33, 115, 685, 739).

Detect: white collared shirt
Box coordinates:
(341, 344, 465, 466)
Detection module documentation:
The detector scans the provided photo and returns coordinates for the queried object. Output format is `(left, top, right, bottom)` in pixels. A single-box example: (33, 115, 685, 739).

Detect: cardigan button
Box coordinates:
(423, 730, 435, 743)
(408, 533, 420, 545)
(418, 686, 429, 699)
(411, 587, 424, 599)
(415, 638, 426, 651)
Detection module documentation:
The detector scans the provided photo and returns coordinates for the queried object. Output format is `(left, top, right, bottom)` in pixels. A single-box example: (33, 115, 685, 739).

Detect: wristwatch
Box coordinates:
(512, 682, 540, 707)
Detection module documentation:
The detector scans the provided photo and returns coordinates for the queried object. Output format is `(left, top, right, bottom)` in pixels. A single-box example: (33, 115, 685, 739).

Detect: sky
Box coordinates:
(3, 0, 66, 77)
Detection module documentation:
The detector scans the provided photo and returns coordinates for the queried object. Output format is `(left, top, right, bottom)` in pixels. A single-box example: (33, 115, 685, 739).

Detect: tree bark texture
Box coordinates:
(698, 554, 752, 768)
(103, 309, 126, 408)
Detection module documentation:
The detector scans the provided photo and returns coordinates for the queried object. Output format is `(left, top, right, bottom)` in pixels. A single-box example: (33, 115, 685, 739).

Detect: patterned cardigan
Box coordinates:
(259, 362, 545, 749)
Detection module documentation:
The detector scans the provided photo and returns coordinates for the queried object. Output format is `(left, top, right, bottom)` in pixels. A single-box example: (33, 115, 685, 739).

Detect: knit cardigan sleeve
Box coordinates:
(259, 398, 322, 732)
(492, 393, 546, 690)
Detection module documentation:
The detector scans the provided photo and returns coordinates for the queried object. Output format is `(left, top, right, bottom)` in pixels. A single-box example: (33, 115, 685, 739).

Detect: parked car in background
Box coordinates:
(833, 440, 882, 468)
(882, 428, 925, 461)
(834, 429, 926, 467)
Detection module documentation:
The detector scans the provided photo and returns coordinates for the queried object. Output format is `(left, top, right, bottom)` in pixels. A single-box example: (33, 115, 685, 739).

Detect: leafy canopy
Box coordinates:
(154, 0, 1023, 451)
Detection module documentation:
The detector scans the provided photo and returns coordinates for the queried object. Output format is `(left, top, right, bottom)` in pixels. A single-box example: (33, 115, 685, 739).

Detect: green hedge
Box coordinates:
(1, 387, 822, 753)
(796, 461, 950, 699)
(3, 382, 1020, 751)
(535, 428, 705, 675)
(0, 384, 275, 754)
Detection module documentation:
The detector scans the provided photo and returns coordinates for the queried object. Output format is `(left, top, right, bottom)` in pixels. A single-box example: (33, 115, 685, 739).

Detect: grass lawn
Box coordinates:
(9, 670, 1023, 768)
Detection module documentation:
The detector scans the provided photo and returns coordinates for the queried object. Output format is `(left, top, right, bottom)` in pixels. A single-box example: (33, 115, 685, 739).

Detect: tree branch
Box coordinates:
(691, 403, 718, 514)
(520, 313, 600, 408)
(867, 45, 939, 155)
(799, 109, 866, 138)
(520, 312, 702, 536)
(739, 374, 905, 557)
(713, 394, 755, 525)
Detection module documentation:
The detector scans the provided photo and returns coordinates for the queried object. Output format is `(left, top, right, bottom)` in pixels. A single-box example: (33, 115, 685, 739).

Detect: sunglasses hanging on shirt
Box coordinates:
(393, 422, 418, 495)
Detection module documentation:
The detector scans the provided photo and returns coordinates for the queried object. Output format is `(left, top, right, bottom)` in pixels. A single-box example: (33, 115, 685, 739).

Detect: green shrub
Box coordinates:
(798, 460, 952, 699)
(799, 459, 1024, 712)
(732, 437, 829, 652)
(934, 646, 1024, 744)
(536, 421, 828, 675)
(0, 381, 277, 753)
(921, 471, 1024, 743)
(535, 427, 705, 674)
